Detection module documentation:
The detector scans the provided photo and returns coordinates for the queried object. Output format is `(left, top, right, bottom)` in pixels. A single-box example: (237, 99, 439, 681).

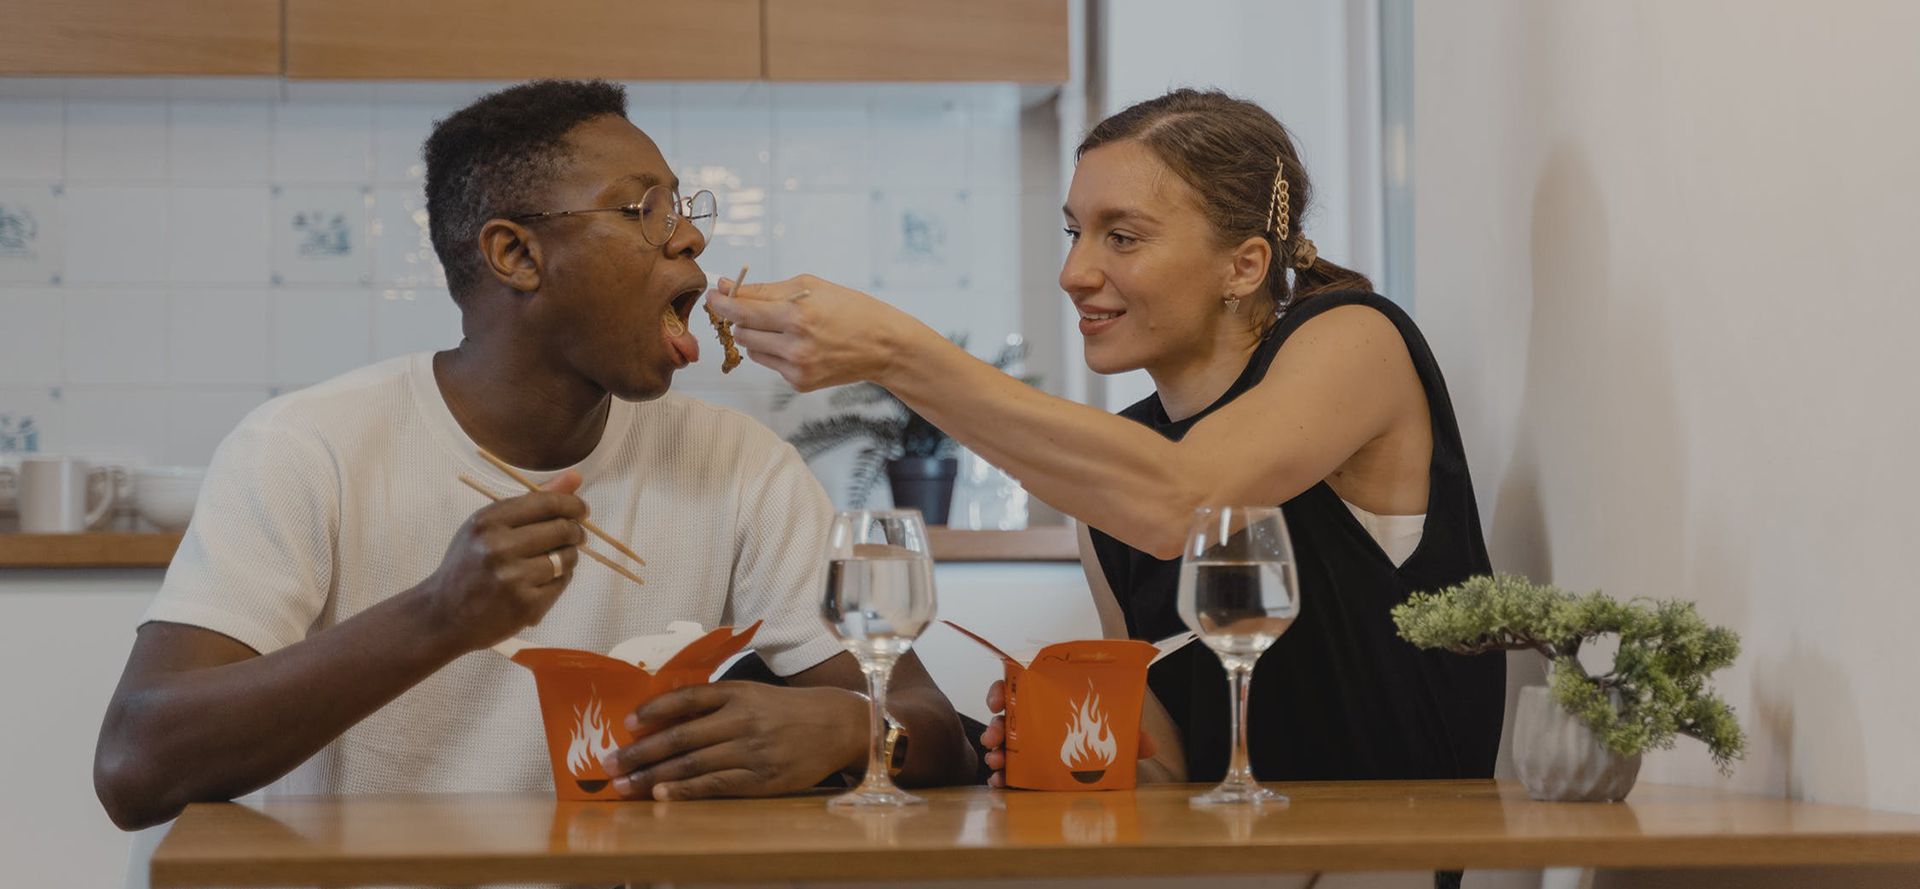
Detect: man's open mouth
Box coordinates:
(661, 284, 705, 367)
(671, 287, 701, 324)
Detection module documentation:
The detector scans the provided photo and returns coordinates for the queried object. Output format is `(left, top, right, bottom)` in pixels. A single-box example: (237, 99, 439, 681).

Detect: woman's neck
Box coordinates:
(1148, 321, 1266, 422)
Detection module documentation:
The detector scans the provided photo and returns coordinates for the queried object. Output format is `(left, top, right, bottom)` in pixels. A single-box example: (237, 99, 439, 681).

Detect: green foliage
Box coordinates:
(775, 333, 1039, 506)
(1392, 574, 1747, 773)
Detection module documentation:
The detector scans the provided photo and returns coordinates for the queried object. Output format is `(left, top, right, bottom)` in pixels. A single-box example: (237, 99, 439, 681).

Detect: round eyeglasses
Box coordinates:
(510, 185, 717, 247)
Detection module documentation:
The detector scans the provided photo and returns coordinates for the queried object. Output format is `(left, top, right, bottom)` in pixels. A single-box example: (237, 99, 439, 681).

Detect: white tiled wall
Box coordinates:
(0, 79, 1028, 507)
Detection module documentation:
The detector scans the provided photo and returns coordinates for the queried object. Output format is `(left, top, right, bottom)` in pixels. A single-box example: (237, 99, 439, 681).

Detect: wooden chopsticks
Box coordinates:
(455, 474, 646, 588)
(475, 447, 647, 567)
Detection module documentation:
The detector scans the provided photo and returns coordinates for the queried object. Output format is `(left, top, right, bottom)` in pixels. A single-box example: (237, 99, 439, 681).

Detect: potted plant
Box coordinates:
(778, 335, 1037, 525)
(1391, 574, 1746, 801)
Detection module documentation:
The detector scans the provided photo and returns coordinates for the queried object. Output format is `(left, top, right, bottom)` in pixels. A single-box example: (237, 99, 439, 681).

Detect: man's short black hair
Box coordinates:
(424, 79, 629, 297)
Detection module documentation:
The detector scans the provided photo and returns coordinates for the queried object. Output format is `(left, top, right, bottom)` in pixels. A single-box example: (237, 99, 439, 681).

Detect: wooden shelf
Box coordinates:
(928, 526, 1077, 562)
(0, 532, 184, 569)
(0, 528, 1075, 569)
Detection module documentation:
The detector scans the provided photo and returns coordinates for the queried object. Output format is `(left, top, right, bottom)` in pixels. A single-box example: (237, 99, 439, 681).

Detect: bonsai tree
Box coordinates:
(776, 334, 1038, 506)
(1391, 574, 1747, 773)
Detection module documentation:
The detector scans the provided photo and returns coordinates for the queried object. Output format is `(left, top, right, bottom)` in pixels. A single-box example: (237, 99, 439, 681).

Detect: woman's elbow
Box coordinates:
(1120, 481, 1204, 560)
(1141, 535, 1185, 561)
(1120, 515, 1188, 561)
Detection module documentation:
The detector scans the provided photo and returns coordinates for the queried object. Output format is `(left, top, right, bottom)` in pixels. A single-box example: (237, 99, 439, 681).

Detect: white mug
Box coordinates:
(12, 456, 120, 533)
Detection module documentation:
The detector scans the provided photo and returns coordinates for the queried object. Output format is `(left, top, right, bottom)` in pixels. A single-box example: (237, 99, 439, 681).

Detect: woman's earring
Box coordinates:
(1224, 294, 1242, 312)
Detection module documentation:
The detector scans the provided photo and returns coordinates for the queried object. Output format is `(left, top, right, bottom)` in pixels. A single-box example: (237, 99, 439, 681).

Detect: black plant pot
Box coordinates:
(885, 457, 958, 525)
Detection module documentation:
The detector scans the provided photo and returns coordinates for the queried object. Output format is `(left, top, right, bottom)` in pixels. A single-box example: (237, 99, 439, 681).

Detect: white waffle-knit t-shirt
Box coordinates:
(142, 353, 844, 797)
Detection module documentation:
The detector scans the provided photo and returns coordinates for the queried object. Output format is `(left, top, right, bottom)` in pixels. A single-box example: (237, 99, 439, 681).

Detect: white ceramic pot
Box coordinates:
(134, 466, 206, 532)
(1513, 684, 1642, 802)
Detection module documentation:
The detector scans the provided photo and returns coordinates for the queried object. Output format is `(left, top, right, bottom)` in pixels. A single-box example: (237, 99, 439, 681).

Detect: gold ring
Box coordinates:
(548, 550, 564, 581)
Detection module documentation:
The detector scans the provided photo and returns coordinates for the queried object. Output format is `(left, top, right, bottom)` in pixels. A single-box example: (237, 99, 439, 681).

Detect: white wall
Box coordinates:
(1412, 0, 1920, 883)
(0, 574, 161, 889)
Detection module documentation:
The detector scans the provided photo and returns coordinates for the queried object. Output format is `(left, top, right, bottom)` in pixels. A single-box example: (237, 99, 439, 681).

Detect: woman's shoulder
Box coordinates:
(1274, 290, 1412, 337)
(1245, 292, 1436, 421)
(1259, 291, 1420, 370)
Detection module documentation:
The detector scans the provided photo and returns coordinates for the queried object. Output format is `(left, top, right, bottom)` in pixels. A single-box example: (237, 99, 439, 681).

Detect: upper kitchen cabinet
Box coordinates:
(765, 0, 1068, 82)
(284, 0, 760, 80)
(0, 0, 280, 75)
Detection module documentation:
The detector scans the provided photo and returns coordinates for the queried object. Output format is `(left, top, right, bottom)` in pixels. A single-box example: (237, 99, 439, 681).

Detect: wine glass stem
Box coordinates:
(858, 656, 897, 789)
(1223, 656, 1258, 787)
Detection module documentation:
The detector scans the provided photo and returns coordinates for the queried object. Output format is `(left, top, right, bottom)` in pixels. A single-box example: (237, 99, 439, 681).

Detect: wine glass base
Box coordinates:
(827, 786, 926, 809)
(1190, 783, 1288, 808)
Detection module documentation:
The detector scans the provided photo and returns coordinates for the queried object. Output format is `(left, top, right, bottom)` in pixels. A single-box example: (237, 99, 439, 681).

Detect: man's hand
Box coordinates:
(416, 470, 588, 652)
(599, 682, 868, 801)
(978, 679, 1157, 788)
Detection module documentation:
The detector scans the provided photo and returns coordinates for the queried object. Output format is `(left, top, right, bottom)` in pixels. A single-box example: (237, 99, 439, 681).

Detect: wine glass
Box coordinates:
(1176, 505, 1301, 807)
(820, 509, 938, 808)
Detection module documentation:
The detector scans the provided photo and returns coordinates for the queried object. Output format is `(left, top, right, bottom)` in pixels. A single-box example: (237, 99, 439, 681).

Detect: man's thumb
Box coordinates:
(539, 469, 582, 493)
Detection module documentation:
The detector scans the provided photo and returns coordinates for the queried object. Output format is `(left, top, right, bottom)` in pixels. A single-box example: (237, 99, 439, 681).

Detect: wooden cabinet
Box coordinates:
(765, 0, 1068, 82)
(0, 0, 1068, 82)
(0, 0, 280, 75)
(284, 0, 760, 80)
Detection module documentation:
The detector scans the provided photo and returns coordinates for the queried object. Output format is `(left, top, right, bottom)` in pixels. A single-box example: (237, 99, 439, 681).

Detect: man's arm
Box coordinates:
(97, 601, 472, 829)
(597, 649, 976, 801)
(93, 477, 589, 830)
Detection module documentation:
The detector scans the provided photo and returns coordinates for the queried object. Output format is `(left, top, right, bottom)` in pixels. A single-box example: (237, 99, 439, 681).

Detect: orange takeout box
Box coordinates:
(496, 620, 761, 801)
(943, 620, 1166, 791)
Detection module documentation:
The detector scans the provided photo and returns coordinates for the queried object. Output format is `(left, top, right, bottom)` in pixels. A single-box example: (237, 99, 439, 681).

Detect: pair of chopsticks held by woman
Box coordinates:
(93, 78, 1501, 843)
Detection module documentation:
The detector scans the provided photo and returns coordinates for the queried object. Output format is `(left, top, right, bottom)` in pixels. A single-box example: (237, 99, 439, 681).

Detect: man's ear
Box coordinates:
(1225, 234, 1274, 301)
(477, 218, 543, 294)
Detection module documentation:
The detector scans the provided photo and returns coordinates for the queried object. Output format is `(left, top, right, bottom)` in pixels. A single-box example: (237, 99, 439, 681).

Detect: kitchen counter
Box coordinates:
(148, 780, 1920, 887)
(0, 532, 185, 568)
(0, 527, 1078, 569)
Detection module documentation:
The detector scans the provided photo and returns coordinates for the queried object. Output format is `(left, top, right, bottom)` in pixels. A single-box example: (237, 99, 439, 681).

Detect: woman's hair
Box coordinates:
(1077, 88, 1373, 313)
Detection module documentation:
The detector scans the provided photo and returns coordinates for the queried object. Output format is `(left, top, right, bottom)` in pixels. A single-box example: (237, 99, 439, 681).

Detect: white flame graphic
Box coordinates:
(1059, 682, 1118, 772)
(565, 690, 620, 779)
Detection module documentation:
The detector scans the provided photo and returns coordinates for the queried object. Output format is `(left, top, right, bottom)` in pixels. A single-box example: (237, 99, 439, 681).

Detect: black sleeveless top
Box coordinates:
(1089, 292, 1504, 782)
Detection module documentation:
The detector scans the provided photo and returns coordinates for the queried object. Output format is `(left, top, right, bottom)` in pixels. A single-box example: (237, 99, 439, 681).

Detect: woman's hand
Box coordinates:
(978, 679, 1158, 788)
(704, 274, 935, 391)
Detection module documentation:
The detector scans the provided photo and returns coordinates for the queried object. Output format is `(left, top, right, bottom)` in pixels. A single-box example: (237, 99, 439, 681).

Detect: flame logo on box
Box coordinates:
(565, 689, 620, 793)
(1059, 681, 1118, 783)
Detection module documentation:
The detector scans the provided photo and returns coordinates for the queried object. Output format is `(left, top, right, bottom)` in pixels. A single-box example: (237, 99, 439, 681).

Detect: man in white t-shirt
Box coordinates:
(93, 80, 975, 831)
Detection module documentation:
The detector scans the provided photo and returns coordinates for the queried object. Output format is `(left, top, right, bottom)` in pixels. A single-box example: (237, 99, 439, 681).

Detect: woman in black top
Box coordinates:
(708, 88, 1505, 786)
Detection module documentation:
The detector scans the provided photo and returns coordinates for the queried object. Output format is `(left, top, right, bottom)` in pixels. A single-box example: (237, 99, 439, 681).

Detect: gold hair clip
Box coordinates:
(1268, 158, 1291, 242)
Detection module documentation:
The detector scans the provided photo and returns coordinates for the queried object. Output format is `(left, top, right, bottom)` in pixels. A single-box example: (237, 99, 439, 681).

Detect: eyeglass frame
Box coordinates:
(508, 185, 717, 247)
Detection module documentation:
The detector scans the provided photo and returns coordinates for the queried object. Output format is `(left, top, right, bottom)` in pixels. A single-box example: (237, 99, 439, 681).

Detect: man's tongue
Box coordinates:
(662, 308, 700, 366)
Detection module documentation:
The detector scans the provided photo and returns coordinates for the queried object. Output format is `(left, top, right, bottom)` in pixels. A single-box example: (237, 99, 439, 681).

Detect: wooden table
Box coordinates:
(0, 527, 1077, 569)
(150, 781, 1920, 887)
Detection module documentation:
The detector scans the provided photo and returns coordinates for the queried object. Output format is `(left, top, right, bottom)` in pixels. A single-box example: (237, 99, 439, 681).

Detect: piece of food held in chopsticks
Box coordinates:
(704, 265, 746, 373)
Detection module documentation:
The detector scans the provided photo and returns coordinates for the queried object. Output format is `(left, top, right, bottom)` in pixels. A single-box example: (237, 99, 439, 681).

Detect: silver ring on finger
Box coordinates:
(548, 550, 565, 581)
